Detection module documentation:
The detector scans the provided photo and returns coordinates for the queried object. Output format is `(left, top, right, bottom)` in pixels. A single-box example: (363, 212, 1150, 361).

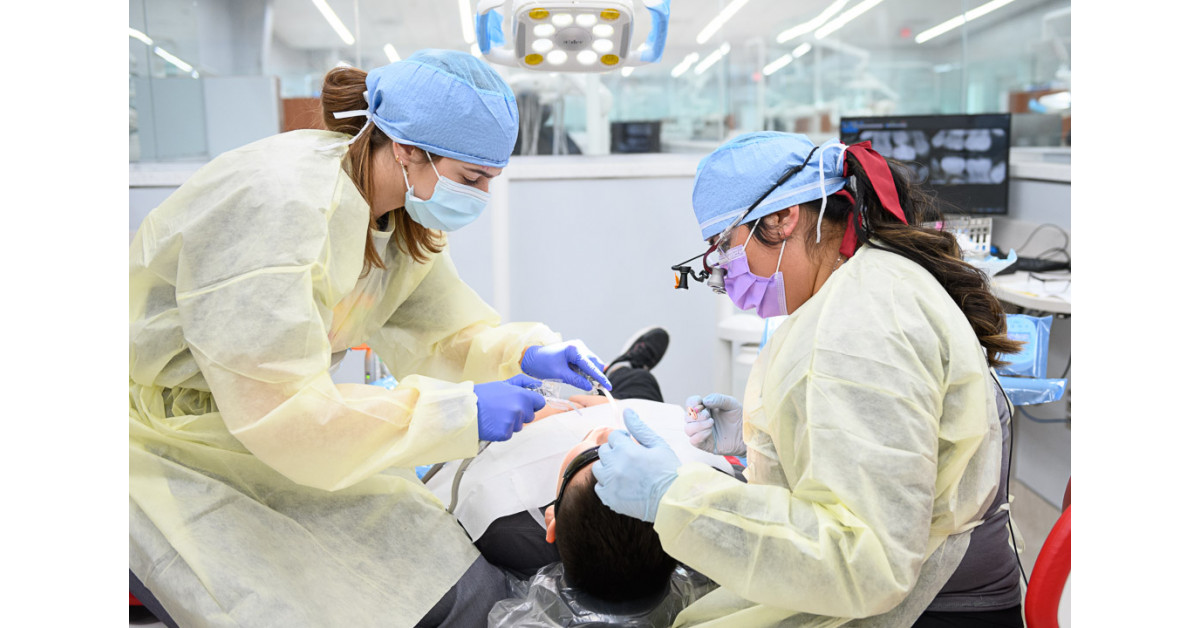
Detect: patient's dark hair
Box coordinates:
(555, 466, 677, 602)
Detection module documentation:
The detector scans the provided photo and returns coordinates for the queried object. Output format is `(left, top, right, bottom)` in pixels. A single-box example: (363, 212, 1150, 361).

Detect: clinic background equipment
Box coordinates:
(476, 0, 670, 73)
(840, 113, 1013, 216)
(611, 120, 662, 153)
(996, 314, 1067, 407)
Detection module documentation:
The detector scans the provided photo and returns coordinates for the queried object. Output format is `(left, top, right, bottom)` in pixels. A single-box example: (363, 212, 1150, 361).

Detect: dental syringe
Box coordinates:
(533, 379, 584, 415)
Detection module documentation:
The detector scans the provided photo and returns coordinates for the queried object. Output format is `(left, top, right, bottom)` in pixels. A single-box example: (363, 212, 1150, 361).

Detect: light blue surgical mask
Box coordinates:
(401, 151, 491, 231)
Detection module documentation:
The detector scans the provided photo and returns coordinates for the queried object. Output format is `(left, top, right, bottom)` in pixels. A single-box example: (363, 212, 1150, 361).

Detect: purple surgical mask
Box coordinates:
(716, 227, 788, 319)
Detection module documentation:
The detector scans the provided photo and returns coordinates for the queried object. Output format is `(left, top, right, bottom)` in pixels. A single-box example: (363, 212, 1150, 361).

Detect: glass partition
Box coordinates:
(130, 0, 1071, 163)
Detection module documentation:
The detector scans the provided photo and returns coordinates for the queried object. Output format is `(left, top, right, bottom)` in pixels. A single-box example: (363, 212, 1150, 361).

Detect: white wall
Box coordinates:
(501, 172, 717, 405)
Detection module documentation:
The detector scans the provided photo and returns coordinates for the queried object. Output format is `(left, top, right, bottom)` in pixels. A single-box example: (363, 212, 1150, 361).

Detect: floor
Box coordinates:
(128, 479, 1065, 627)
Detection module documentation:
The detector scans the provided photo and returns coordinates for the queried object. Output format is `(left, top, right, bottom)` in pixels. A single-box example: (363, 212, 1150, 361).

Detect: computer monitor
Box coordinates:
(611, 121, 661, 154)
(839, 113, 1012, 216)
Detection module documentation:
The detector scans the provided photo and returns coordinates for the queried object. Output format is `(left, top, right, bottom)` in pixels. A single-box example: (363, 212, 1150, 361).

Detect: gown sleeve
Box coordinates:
(366, 247, 560, 386)
(173, 154, 491, 492)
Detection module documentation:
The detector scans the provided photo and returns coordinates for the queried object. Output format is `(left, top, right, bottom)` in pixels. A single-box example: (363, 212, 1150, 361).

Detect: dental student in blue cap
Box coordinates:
(592, 132, 1026, 627)
(129, 50, 611, 628)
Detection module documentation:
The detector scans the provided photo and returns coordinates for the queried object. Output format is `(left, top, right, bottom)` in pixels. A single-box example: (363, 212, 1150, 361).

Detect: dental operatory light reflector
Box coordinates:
(694, 42, 731, 75)
(915, 0, 1015, 44)
(476, 0, 671, 73)
(383, 43, 401, 63)
(776, 0, 850, 43)
(696, 0, 748, 44)
(671, 52, 699, 77)
(815, 0, 886, 40)
(311, 0, 355, 45)
(129, 27, 153, 45)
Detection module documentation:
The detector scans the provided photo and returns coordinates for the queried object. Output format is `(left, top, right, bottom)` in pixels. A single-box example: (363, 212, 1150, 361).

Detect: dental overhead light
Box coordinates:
(474, 0, 671, 73)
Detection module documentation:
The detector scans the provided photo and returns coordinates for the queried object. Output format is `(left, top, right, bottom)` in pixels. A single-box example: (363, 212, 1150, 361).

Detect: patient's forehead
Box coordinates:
(558, 426, 613, 479)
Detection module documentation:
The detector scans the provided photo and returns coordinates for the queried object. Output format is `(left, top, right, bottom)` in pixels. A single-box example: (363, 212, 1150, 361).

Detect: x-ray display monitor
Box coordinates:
(839, 113, 1011, 215)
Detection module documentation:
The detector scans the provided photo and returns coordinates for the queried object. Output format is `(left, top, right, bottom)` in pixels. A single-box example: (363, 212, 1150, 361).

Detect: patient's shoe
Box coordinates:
(606, 327, 669, 373)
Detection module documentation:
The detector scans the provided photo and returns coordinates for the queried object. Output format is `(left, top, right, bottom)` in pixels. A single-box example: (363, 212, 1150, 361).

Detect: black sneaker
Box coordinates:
(606, 327, 669, 373)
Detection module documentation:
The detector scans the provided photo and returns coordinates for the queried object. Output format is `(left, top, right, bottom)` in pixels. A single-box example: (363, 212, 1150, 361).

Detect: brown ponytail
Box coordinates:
(754, 155, 1022, 367)
(319, 66, 445, 273)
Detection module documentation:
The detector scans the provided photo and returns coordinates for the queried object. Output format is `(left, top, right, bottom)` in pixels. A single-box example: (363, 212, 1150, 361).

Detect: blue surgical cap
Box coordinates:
(692, 132, 849, 240)
(365, 49, 518, 168)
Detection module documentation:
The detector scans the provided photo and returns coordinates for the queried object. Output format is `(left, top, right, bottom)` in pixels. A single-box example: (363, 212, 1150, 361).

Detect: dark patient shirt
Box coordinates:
(924, 377, 1023, 611)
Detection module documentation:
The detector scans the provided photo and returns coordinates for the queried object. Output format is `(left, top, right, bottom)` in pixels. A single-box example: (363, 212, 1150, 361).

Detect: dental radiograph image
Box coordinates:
(861, 127, 1006, 186)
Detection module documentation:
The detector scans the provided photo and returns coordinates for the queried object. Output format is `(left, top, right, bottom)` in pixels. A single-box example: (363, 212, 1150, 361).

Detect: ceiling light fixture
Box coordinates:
(694, 42, 731, 75)
(311, 0, 355, 46)
(129, 27, 153, 46)
(762, 53, 794, 77)
(776, 0, 849, 43)
(915, 0, 1015, 44)
(696, 0, 749, 45)
(671, 52, 700, 77)
(154, 46, 194, 74)
(761, 42, 812, 77)
(383, 43, 401, 63)
(815, 0, 886, 39)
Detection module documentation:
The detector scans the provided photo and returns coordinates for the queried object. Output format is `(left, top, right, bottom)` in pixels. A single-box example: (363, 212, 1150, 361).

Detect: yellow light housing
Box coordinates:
(601, 54, 620, 65)
(600, 9, 621, 20)
(525, 53, 544, 65)
(528, 8, 549, 19)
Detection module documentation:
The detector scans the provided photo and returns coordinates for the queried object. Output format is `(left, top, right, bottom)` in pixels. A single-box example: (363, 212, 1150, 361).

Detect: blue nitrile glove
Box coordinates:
(520, 340, 612, 391)
(683, 393, 746, 456)
(473, 374, 547, 442)
(592, 408, 682, 522)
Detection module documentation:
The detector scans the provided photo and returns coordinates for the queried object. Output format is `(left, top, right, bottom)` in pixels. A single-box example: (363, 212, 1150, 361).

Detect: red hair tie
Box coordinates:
(838, 141, 907, 259)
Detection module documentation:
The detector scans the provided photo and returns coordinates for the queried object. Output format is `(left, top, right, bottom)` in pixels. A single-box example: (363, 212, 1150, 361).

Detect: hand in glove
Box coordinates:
(473, 375, 546, 442)
(520, 340, 612, 391)
(683, 393, 747, 456)
(592, 408, 682, 522)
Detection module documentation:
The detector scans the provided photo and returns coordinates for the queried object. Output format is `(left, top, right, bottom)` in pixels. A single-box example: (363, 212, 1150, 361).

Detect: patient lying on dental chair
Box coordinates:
(422, 328, 739, 626)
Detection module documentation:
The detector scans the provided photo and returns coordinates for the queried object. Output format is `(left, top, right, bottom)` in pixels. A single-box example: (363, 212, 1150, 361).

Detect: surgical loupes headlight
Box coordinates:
(671, 244, 725, 293)
(475, 0, 671, 73)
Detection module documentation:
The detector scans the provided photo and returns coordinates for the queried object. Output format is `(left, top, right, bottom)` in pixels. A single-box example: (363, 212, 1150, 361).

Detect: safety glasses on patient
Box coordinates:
(552, 446, 601, 514)
(671, 144, 820, 293)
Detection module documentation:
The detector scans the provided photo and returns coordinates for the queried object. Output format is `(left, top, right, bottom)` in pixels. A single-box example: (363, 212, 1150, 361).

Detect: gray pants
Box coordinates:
(416, 555, 509, 628)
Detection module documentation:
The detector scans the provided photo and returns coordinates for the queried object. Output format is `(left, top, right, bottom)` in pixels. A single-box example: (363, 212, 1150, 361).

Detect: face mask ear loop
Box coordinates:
(774, 237, 787, 274)
(424, 150, 442, 180)
(813, 141, 850, 245)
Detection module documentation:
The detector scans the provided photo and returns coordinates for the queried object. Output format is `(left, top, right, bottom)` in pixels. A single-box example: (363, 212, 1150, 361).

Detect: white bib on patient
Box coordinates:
(425, 399, 735, 541)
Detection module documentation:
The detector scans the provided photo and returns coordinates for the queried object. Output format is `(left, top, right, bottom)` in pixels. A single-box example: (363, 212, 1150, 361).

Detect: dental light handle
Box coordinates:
(475, 0, 512, 60)
(627, 0, 669, 66)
